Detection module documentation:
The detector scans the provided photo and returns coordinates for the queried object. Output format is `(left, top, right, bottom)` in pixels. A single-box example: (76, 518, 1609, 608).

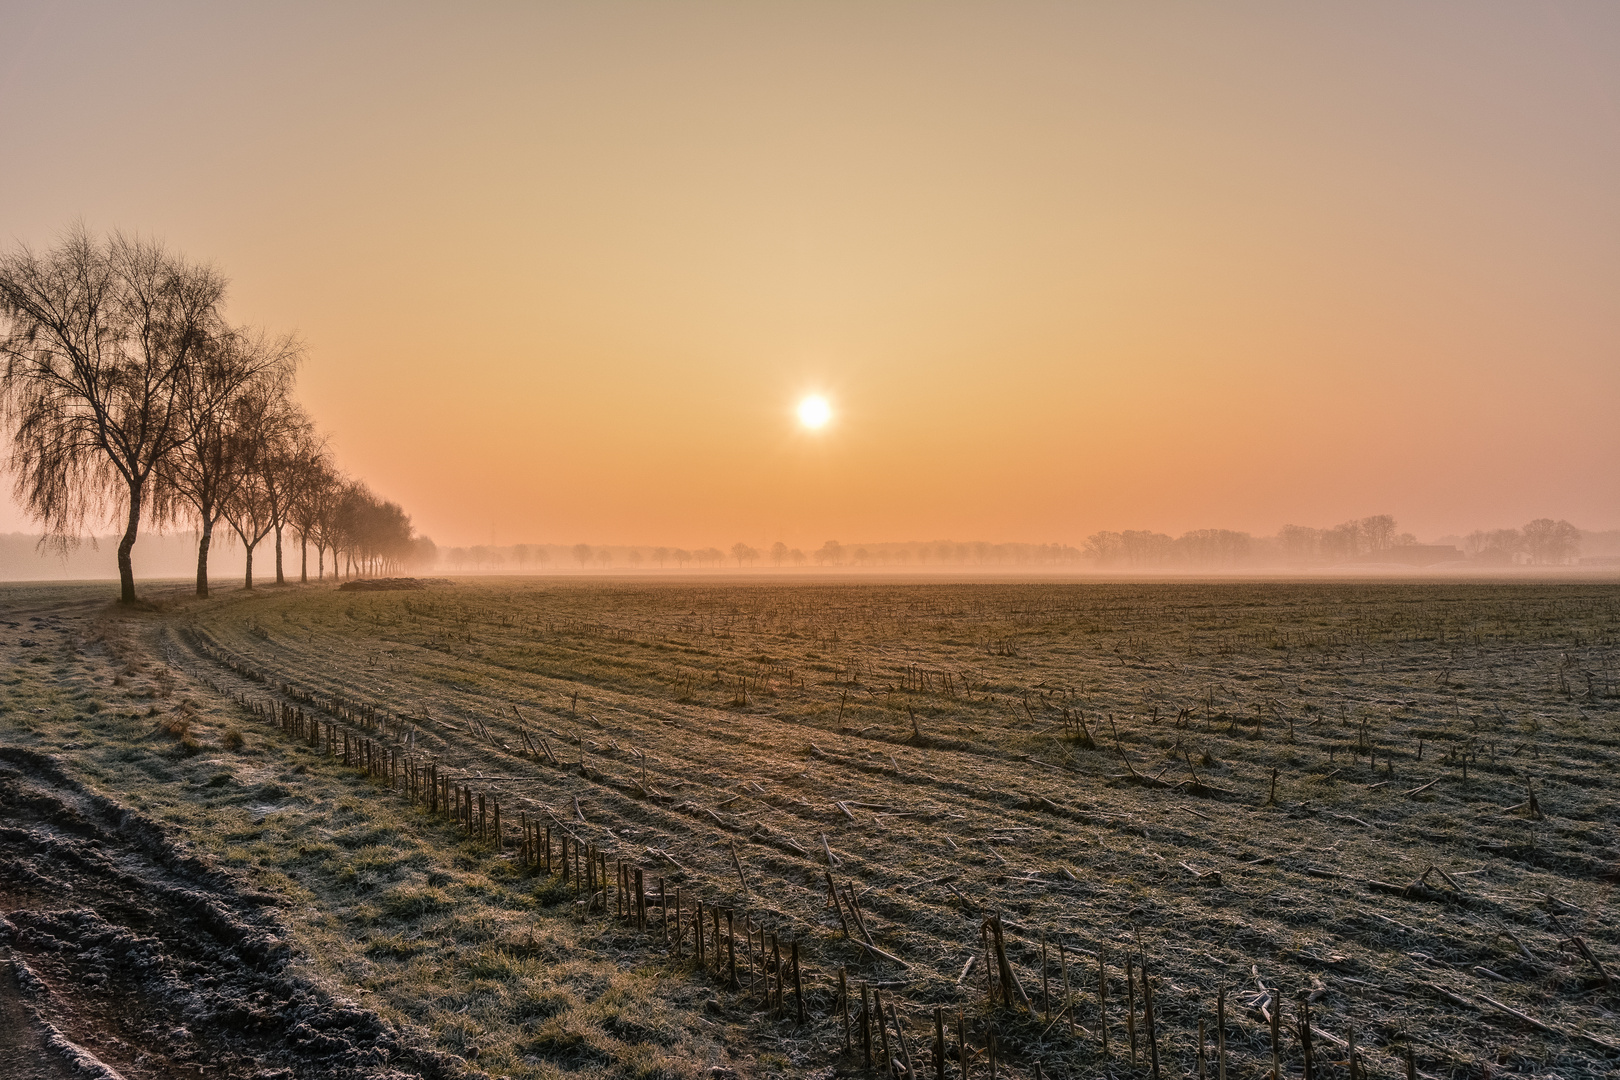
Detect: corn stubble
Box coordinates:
(14, 577, 1620, 1079)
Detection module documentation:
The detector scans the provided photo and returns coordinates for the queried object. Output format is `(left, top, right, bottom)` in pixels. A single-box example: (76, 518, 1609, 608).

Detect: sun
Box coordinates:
(796, 395, 832, 430)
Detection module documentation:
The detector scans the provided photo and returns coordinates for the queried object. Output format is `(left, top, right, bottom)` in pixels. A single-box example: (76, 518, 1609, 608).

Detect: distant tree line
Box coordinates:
(1083, 514, 1585, 569)
(0, 226, 431, 601)
(1272, 515, 1414, 567)
(1085, 528, 1263, 569)
(1461, 519, 1582, 566)
(438, 539, 1086, 571)
(428, 520, 1592, 575)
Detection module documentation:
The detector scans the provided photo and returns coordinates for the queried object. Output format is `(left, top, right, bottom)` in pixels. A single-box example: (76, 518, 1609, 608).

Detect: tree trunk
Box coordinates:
(274, 524, 285, 585)
(317, 545, 324, 580)
(245, 543, 255, 590)
(300, 533, 308, 583)
(116, 480, 142, 605)
(196, 518, 214, 598)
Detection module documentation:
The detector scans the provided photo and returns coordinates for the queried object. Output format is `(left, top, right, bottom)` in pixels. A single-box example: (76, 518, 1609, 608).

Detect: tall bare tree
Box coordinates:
(0, 228, 225, 603)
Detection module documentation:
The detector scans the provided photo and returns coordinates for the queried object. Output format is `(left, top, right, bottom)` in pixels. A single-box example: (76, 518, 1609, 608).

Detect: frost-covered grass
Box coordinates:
(4, 576, 1618, 1078)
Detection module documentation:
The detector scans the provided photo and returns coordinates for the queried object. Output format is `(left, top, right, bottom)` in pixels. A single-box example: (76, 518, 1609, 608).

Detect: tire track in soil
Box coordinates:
(0, 746, 456, 1080)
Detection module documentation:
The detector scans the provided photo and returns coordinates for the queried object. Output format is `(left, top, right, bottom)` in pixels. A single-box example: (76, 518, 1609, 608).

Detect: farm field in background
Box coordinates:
(3, 578, 1618, 1080)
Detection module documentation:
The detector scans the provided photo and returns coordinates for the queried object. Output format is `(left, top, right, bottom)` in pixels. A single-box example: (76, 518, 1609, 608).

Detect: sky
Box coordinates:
(2, 2, 1618, 549)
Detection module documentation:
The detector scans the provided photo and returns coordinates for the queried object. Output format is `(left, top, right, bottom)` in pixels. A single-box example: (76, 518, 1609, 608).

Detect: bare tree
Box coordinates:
(155, 327, 297, 596)
(731, 541, 758, 567)
(264, 415, 321, 584)
(0, 228, 225, 603)
(219, 371, 312, 588)
(305, 460, 347, 579)
(573, 543, 592, 569)
(1523, 518, 1580, 565)
(284, 444, 337, 582)
(1359, 514, 1397, 552)
(1084, 531, 1124, 567)
(255, 399, 311, 586)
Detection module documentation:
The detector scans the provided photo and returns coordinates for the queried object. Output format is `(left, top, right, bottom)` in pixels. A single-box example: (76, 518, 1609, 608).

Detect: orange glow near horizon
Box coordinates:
(1, 4, 1618, 551)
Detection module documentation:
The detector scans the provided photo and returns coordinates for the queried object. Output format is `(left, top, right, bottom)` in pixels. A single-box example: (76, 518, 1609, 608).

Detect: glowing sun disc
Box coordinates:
(797, 395, 832, 429)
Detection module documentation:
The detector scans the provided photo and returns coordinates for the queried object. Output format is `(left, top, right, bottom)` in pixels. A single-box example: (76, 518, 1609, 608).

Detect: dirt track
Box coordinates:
(0, 740, 451, 1079)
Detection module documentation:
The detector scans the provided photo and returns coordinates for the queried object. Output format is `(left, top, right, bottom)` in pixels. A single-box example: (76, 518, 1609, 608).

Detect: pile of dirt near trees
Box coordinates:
(0, 747, 457, 1080)
(337, 579, 451, 591)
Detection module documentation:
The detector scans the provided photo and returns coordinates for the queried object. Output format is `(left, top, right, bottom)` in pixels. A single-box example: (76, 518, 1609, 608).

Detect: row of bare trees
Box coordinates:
(1084, 517, 1413, 569)
(1463, 519, 1582, 566)
(0, 226, 426, 601)
(1084, 527, 1261, 568)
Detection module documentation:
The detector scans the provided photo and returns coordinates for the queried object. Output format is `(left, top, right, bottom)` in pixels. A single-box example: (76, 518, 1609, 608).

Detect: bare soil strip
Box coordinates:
(0, 745, 453, 1079)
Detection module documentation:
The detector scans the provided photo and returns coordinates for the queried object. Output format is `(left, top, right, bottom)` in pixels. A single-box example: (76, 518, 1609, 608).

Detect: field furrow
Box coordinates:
(156, 579, 1620, 1078)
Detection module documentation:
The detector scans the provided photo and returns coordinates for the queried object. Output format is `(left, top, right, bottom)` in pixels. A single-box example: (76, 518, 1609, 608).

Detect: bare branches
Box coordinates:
(1, 225, 426, 597)
(0, 226, 225, 602)
(154, 325, 300, 595)
(221, 371, 303, 589)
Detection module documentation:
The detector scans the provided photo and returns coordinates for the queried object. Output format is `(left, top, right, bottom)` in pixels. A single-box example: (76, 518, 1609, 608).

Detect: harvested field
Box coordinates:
(2, 578, 1618, 1079)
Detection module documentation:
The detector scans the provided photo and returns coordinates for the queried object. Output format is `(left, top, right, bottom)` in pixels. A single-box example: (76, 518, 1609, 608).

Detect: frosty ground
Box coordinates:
(1, 577, 1616, 1079)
